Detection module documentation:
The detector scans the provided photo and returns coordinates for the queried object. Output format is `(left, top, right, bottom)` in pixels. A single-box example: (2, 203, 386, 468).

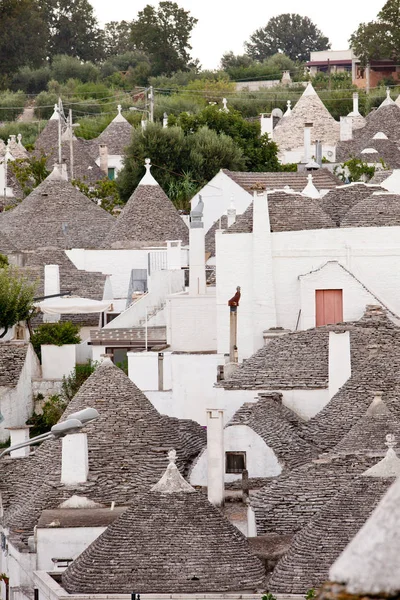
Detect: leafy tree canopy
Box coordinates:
(245, 13, 330, 62)
(349, 0, 400, 64)
(130, 1, 199, 75)
(103, 20, 134, 57)
(117, 122, 245, 209)
(0, 267, 37, 338)
(175, 105, 280, 171)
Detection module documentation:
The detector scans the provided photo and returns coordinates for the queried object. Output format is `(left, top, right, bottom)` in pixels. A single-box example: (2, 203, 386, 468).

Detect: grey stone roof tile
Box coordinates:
(222, 168, 340, 193)
(61, 487, 265, 594)
(0, 177, 115, 250)
(320, 183, 384, 226)
(0, 342, 29, 386)
(104, 183, 189, 248)
(341, 192, 400, 228)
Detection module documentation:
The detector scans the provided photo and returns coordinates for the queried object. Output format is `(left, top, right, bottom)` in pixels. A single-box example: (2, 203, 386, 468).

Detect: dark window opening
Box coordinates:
(225, 451, 246, 474)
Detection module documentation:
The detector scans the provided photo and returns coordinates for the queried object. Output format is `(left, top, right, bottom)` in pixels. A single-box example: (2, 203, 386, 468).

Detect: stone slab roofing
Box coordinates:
(272, 83, 340, 151)
(227, 392, 319, 469)
(0, 231, 18, 254)
(224, 190, 335, 235)
(358, 138, 400, 169)
(90, 110, 133, 157)
(251, 454, 378, 537)
(2, 360, 206, 550)
(320, 183, 384, 226)
(104, 177, 189, 248)
(370, 169, 394, 184)
(222, 168, 340, 193)
(341, 192, 400, 228)
(0, 174, 115, 250)
(62, 483, 264, 594)
(0, 342, 29, 387)
(268, 476, 393, 594)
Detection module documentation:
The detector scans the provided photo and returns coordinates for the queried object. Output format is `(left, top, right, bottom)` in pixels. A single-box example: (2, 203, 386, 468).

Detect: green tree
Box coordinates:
(176, 105, 280, 171)
(117, 122, 245, 206)
(30, 321, 81, 359)
(9, 154, 50, 197)
(130, 1, 198, 75)
(103, 21, 134, 57)
(0, 267, 37, 338)
(245, 13, 330, 62)
(42, 0, 104, 62)
(0, 0, 48, 80)
(220, 52, 253, 71)
(349, 0, 400, 64)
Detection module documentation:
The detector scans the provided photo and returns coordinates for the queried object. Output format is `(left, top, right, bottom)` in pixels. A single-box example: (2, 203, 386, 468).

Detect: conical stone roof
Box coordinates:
(0, 168, 115, 250)
(320, 183, 384, 226)
(93, 105, 133, 156)
(273, 83, 340, 151)
(61, 451, 265, 594)
(2, 360, 206, 549)
(104, 160, 189, 248)
(341, 191, 400, 228)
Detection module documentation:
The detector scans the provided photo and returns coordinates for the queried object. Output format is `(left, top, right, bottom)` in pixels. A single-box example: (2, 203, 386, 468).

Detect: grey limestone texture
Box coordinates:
(0, 342, 29, 387)
(104, 183, 189, 248)
(319, 183, 384, 226)
(222, 168, 340, 193)
(0, 360, 206, 551)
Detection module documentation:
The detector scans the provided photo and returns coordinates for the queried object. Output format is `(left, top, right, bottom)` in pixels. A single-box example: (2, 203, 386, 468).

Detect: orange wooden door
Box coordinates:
(315, 289, 343, 326)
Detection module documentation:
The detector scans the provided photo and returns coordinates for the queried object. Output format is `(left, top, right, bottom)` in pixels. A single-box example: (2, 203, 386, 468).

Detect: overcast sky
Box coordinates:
(91, 0, 385, 70)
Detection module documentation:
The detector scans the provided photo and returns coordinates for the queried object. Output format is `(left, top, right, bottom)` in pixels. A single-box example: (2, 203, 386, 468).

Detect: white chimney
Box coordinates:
(227, 198, 236, 227)
(61, 432, 89, 485)
(260, 113, 273, 138)
(7, 426, 31, 458)
(166, 240, 182, 270)
(206, 409, 225, 507)
(340, 116, 353, 141)
(303, 122, 313, 163)
(352, 92, 359, 115)
(44, 264, 60, 323)
(329, 331, 351, 399)
(247, 503, 257, 537)
(99, 144, 108, 175)
(189, 197, 206, 295)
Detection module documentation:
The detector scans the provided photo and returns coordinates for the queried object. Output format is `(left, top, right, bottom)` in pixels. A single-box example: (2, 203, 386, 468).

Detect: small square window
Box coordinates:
(225, 451, 246, 474)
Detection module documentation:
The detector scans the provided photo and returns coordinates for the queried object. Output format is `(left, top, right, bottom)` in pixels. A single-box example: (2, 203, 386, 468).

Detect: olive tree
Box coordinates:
(0, 267, 37, 338)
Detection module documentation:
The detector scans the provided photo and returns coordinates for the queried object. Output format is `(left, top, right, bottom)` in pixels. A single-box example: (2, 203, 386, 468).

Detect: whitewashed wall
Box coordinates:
(37, 527, 106, 571)
(217, 224, 400, 359)
(191, 171, 252, 233)
(166, 290, 217, 352)
(189, 425, 282, 486)
(0, 345, 40, 442)
(41, 345, 76, 380)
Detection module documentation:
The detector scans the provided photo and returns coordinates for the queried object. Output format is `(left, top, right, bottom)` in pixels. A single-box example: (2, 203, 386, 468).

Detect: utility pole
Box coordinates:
(149, 86, 154, 123)
(69, 109, 74, 180)
(58, 97, 62, 165)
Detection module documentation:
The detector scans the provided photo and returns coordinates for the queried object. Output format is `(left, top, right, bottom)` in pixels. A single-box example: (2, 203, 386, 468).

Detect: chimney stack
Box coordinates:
(61, 432, 89, 485)
(189, 196, 206, 295)
(227, 198, 236, 227)
(44, 264, 60, 323)
(303, 122, 313, 163)
(340, 116, 353, 141)
(206, 409, 225, 507)
(329, 331, 351, 399)
(99, 144, 108, 175)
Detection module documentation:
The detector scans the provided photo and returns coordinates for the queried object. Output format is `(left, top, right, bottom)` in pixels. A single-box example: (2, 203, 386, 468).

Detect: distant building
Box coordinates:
(307, 49, 400, 89)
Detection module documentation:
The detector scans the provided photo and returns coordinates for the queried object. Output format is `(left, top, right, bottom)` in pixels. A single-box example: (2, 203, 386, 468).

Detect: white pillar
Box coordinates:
(44, 264, 60, 323)
(167, 240, 182, 270)
(340, 116, 353, 141)
(206, 409, 224, 507)
(260, 114, 273, 137)
(252, 192, 277, 352)
(61, 433, 89, 485)
(329, 331, 351, 399)
(227, 200, 236, 228)
(353, 92, 359, 115)
(189, 200, 206, 296)
(99, 144, 108, 175)
(7, 427, 31, 458)
(247, 503, 257, 537)
(303, 122, 313, 163)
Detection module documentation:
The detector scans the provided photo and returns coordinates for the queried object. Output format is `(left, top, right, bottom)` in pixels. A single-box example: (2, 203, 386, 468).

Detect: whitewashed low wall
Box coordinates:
(37, 527, 106, 571)
(190, 424, 282, 486)
(128, 351, 172, 391)
(166, 290, 217, 352)
(32, 379, 63, 401)
(41, 345, 76, 380)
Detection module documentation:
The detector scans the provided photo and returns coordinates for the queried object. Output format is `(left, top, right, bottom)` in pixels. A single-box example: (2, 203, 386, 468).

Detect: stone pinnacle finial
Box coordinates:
(145, 157, 151, 172)
(151, 449, 195, 494)
(386, 433, 397, 449)
(387, 87, 391, 99)
(117, 104, 122, 115)
(287, 100, 291, 109)
(222, 97, 229, 112)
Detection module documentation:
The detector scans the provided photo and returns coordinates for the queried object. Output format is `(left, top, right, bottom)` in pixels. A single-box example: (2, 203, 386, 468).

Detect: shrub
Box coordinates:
(11, 65, 51, 94)
(0, 90, 26, 121)
(0, 121, 47, 147)
(34, 91, 58, 120)
(30, 322, 81, 360)
(27, 394, 67, 437)
(50, 55, 99, 84)
(61, 360, 98, 402)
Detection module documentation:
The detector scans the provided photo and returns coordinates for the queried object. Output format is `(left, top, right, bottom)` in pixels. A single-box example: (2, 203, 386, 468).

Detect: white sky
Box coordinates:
(91, 0, 385, 70)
